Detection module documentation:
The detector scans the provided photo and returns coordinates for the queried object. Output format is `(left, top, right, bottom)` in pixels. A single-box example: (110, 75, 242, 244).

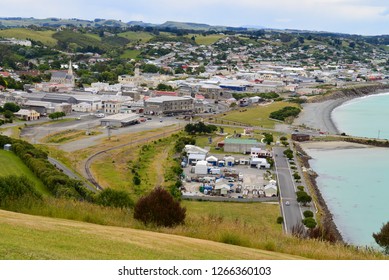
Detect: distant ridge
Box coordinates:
(0, 17, 247, 31)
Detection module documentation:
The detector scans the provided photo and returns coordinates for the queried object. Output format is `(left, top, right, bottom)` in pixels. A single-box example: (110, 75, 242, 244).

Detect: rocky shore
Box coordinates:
(295, 143, 345, 243)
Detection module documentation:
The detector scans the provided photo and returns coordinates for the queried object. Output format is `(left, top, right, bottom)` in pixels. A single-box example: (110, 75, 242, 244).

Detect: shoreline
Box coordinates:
(294, 86, 389, 134)
(293, 86, 389, 245)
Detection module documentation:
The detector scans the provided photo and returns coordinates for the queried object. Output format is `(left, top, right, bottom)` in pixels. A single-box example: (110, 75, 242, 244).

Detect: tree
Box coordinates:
(263, 133, 273, 145)
(296, 191, 312, 206)
(3, 110, 14, 119)
(3, 102, 20, 112)
(373, 222, 389, 254)
(302, 217, 317, 229)
(156, 83, 173, 91)
(48, 112, 66, 120)
(134, 187, 186, 227)
(283, 148, 293, 160)
(303, 210, 314, 218)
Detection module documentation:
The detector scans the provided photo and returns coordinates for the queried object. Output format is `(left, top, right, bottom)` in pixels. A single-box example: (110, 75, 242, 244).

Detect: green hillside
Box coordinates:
(118, 31, 155, 43)
(53, 30, 106, 51)
(0, 28, 57, 46)
(0, 209, 303, 260)
(0, 150, 49, 195)
(187, 34, 226, 45)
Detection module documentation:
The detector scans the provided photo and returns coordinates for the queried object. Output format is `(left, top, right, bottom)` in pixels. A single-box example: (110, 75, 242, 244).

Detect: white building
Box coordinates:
(100, 113, 139, 127)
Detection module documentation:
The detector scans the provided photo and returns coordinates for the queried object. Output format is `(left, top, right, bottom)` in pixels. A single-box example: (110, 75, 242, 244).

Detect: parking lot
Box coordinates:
(181, 154, 275, 199)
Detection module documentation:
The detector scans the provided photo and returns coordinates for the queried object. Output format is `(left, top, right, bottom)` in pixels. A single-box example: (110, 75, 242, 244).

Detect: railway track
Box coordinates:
(84, 127, 183, 190)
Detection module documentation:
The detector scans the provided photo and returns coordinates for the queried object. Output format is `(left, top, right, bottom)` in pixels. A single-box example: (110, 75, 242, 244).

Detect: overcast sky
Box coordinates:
(2, 0, 388, 35)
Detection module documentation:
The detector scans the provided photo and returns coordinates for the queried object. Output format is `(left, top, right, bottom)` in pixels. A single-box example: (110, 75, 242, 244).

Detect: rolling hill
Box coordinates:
(0, 209, 303, 260)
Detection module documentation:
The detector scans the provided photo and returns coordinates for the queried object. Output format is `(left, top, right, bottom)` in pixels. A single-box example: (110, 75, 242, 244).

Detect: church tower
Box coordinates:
(68, 60, 73, 76)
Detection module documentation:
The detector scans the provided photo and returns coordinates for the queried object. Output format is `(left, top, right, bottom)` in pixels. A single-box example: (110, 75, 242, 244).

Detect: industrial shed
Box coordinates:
(223, 138, 264, 154)
(100, 113, 139, 127)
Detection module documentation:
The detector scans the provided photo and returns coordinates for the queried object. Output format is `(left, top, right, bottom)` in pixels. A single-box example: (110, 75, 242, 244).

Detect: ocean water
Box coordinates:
(308, 147, 389, 247)
(332, 93, 389, 139)
(307, 92, 389, 246)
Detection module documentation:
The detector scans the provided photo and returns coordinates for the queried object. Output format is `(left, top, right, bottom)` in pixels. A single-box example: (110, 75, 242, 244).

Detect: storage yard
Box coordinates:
(181, 146, 277, 200)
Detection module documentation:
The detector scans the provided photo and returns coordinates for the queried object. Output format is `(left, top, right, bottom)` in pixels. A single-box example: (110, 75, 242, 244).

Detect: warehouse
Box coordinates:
(223, 138, 264, 154)
(100, 113, 139, 127)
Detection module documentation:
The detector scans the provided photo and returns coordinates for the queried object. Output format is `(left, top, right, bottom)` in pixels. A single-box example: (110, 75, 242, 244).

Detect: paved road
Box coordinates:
(48, 157, 97, 193)
(273, 146, 303, 234)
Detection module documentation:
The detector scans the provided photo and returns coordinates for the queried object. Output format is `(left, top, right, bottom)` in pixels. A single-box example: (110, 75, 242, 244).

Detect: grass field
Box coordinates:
(120, 49, 141, 59)
(42, 129, 102, 144)
(0, 209, 301, 260)
(0, 28, 57, 46)
(186, 34, 225, 45)
(219, 102, 300, 128)
(118, 31, 154, 42)
(0, 150, 49, 195)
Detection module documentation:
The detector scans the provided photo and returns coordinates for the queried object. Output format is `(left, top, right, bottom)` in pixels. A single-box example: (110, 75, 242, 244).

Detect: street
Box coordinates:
(273, 146, 304, 234)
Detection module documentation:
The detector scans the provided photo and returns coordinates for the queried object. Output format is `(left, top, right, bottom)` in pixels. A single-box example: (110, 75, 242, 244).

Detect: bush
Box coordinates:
(134, 187, 186, 227)
(0, 175, 42, 205)
(96, 189, 134, 209)
(269, 106, 301, 121)
(277, 216, 284, 224)
(297, 186, 305, 191)
(373, 222, 389, 254)
(303, 210, 314, 218)
(303, 217, 317, 229)
(293, 172, 301, 180)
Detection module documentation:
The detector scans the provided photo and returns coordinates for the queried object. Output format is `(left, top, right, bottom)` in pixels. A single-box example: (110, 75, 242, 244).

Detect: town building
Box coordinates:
(144, 96, 194, 115)
(14, 109, 40, 121)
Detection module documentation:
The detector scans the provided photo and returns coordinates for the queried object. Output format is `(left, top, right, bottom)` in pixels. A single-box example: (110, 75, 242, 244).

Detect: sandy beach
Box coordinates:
(299, 140, 369, 151)
(293, 98, 352, 134)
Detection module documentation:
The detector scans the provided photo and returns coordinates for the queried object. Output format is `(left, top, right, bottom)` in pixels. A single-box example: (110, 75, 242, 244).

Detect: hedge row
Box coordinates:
(0, 135, 93, 200)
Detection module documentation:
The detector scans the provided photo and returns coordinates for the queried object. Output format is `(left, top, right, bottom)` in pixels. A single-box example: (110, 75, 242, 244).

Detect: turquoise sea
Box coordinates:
(307, 92, 389, 247)
(333, 93, 389, 139)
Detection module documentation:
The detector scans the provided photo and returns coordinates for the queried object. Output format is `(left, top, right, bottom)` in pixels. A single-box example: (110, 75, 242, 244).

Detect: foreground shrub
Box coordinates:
(96, 188, 134, 209)
(373, 222, 389, 254)
(0, 175, 42, 205)
(134, 187, 186, 227)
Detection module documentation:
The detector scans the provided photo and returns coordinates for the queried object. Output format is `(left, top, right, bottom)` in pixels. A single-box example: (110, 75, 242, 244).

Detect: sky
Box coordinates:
(2, 0, 389, 35)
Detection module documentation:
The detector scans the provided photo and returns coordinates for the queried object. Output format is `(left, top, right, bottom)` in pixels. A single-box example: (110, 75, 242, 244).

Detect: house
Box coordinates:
(14, 109, 40, 121)
(223, 138, 264, 154)
(291, 133, 310, 142)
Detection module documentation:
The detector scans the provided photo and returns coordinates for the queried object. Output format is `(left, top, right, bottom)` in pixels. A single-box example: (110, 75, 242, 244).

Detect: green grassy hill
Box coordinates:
(0, 150, 49, 195)
(0, 209, 303, 260)
(0, 28, 57, 46)
(118, 31, 155, 43)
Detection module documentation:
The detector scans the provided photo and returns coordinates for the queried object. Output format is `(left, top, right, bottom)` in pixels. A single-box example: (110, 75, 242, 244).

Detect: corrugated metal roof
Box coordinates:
(224, 138, 259, 145)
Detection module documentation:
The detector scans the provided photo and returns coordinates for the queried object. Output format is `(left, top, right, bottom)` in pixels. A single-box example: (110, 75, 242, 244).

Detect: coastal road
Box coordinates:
(273, 146, 303, 234)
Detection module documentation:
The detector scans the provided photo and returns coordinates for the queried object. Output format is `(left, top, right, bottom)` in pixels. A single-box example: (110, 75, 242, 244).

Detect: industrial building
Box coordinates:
(223, 138, 264, 153)
(100, 113, 140, 127)
(144, 96, 194, 115)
